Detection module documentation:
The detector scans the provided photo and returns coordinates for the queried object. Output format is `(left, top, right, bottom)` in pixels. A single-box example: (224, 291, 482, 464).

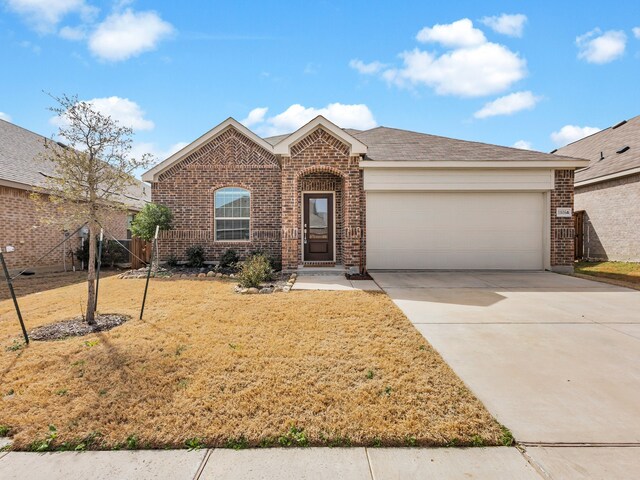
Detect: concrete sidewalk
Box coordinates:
(0, 447, 544, 479)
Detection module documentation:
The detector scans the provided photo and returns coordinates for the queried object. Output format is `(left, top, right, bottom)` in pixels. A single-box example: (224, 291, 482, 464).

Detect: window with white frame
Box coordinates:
(214, 187, 250, 241)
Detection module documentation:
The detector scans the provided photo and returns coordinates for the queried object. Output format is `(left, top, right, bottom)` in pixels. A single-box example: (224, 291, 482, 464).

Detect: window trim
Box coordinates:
(213, 187, 251, 243)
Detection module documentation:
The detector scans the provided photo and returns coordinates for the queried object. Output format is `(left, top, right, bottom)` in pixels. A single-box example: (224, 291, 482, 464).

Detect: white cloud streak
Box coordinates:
(551, 125, 601, 146)
(576, 29, 626, 64)
(88, 9, 174, 61)
(241, 103, 377, 137)
(480, 14, 527, 37)
(474, 91, 541, 119)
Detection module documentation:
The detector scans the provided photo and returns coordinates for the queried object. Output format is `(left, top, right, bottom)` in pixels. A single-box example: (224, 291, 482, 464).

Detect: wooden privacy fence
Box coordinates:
(131, 237, 152, 269)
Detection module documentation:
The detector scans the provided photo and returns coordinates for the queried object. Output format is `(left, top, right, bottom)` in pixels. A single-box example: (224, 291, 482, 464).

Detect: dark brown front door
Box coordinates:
(303, 193, 333, 262)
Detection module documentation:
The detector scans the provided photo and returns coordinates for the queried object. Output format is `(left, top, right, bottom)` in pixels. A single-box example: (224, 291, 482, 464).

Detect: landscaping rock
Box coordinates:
(216, 272, 223, 278)
(283, 286, 291, 293)
(239, 288, 249, 294)
(197, 273, 206, 278)
(260, 287, 273, 294)
(273, 286, 283, 293)
(247, 287, 259, 294)
(206, 271, 215, 277)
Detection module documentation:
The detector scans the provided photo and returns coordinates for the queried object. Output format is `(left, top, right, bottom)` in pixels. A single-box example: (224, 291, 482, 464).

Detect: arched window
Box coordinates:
(214, 187, 250, 241)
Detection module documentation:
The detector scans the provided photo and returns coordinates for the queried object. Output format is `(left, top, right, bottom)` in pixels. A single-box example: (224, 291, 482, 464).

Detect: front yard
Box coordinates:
(575, 261, 640, 289)
(0, 277, 503, 450)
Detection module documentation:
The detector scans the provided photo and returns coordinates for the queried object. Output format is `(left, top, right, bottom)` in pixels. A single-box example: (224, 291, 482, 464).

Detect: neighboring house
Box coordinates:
(143, 116, 588, 273)
(554, 115, 640, 262)
(0, 119, 150, 272)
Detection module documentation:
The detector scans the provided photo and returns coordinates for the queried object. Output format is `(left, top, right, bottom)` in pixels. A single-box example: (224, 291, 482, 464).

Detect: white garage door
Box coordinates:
(366, 192, 545, 270)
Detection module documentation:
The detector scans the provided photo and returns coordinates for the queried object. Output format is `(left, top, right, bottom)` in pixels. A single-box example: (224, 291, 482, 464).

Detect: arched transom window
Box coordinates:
(214, 187, 250, 241)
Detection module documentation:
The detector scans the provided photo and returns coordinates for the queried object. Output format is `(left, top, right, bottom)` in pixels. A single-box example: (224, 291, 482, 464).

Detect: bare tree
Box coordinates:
(34, 94, 151, 324)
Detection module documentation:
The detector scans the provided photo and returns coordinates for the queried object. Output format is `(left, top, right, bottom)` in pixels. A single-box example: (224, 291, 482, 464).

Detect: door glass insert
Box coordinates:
(308, 198, 328, 239)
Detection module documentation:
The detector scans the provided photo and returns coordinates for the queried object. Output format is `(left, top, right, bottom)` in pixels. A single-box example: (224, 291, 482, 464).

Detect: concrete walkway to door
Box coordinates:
(372, 271, 640, 479)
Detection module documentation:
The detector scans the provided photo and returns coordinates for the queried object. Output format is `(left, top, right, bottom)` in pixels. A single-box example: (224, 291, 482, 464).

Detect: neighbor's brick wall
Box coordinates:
(550, 170, 575, 268)
(0, 185, 129, 273)
(281, 127, 363, 271)
(575, 173, 640, 262)
(151, 128, 282, 262)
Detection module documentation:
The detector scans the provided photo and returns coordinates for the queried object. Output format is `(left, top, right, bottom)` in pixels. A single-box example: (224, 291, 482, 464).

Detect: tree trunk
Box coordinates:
(86, 222, 97, 325)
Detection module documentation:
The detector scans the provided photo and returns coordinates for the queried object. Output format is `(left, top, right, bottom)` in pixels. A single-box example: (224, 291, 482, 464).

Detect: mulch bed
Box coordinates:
(30, 314, 131, 341)
(346, 272, 374, 280)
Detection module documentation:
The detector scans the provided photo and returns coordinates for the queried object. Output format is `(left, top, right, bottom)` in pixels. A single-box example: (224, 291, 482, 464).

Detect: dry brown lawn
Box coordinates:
(0, 277, 504, 450)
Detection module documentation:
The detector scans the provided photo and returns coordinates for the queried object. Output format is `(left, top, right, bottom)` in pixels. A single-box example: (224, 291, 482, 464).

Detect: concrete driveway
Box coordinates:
(372, 271, 640, 478)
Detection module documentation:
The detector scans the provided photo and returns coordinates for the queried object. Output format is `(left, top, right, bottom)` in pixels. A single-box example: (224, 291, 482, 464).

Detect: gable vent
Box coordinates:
(616, 146, 630, 154)
(612, 120, 627, 129)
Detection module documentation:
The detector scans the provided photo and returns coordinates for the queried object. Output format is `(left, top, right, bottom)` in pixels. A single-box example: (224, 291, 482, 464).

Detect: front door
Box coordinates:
(303, 193, 334, 262)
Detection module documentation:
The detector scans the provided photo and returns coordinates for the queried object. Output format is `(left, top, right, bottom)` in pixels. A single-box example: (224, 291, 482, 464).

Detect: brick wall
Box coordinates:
(550, 169, 575, 269)
(152, 127, 282, 262)
(575, 173, 640, 262)
(0, 185, 129, 273)
(281, 127, 363, 271)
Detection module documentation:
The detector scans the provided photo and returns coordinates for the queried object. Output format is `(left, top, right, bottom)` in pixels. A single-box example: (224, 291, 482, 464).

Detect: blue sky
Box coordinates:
(1, 0, 638, 177)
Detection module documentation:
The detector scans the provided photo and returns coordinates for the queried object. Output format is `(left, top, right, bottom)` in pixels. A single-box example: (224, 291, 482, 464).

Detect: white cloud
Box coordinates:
(576, 29, 626, 64)
(88, 9, 174, 61)
(474, 91, 541, 119)
(59, 25, 87, 40)
(244, 103, 377, 137)
(480, 14, 527, 37)
(383, 42, 526, 97)
(551, 125, 601, 146)
(512, 140, 533, 150)
(0, 112, 12, 122)
(50, 96, 155, 131)
(355, 19, 527, 98)
(241, 107, 268, 127)
(416, 18, 486, 48)
(5, 0, 97, 32)
(633, 27, 640, 39)
(131, 141, 188, 163)
(349, 59, 387, 75)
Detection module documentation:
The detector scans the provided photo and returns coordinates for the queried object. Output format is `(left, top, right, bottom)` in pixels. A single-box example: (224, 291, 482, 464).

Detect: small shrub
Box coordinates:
(126, 434, 138, 449)
(166, 255, 179, 267)
(185, 437, 205, 450)
(248, 249, 281, 272)
(5, 340, 24, 352)
(278, 426, 308, 447)
(500, 425, 514, 446)
(238, 254, 273, 288)
(225, 436, 248, 450)
(186, 245, 205, 267)
(219, 249, 239, 269)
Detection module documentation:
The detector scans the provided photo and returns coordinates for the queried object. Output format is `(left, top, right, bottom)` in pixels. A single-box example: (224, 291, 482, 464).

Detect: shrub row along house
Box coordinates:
(554, 115, 640, 262)
(143, 116, 589, 273)
(0, 119, 150, 273)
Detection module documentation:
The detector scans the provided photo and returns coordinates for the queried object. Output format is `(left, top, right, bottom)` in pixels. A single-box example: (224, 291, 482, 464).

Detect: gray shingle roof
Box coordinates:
(0, 119, 150, 210)
(553, 115, 640, 183)
(267, 125, 581, 163)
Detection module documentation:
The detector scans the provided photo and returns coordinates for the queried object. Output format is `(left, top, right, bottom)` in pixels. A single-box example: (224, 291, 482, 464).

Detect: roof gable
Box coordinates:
(142, 118, 275, 182)
(272, 116, 367, 156)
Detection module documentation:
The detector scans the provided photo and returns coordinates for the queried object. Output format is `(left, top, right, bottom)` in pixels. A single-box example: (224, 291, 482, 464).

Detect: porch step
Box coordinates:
(296, 264, 347, 276)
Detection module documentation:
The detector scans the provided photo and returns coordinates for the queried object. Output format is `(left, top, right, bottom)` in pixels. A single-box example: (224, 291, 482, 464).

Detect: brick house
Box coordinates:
(0, 119, 150, 273)
(554, 115, 639, 262)
(143, 116, 588, 273)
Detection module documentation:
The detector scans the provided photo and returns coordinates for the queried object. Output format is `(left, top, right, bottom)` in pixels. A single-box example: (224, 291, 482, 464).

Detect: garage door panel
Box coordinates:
(366, 192, 545, 270)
